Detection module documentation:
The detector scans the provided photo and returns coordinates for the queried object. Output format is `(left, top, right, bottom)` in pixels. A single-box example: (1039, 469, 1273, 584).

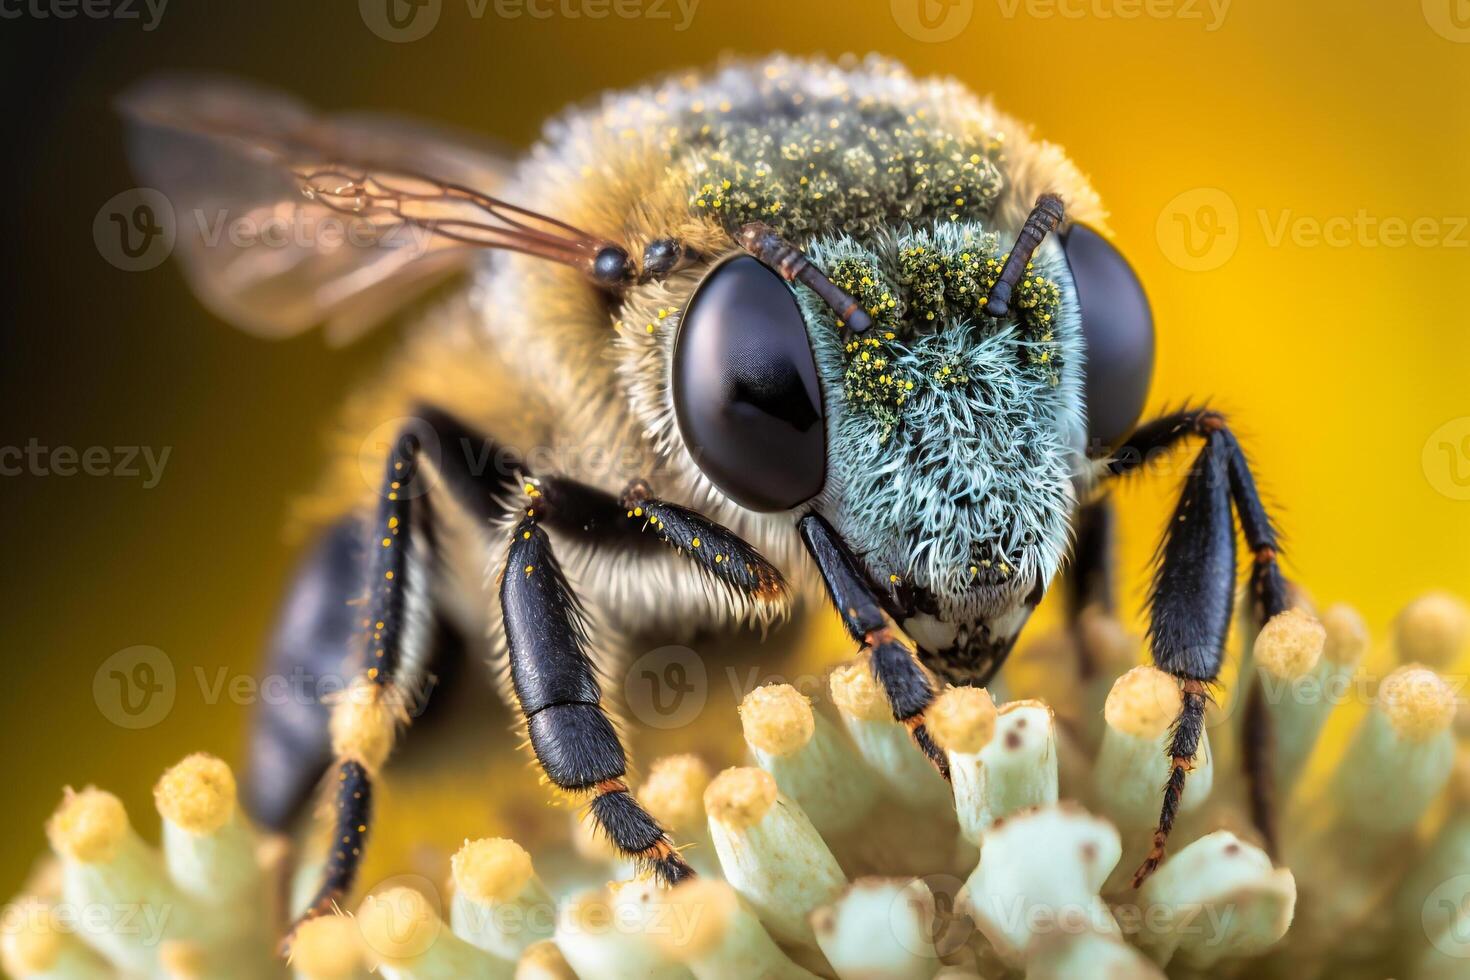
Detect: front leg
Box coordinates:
(501, 513, 696, 886)
(1109, 409, 1292, 884)
(798, 513, 950, 780)
(504, 474, 788, 884)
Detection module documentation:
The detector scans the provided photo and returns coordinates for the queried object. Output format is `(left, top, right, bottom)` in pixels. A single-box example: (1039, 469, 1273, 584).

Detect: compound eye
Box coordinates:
(672, 255, 826, 512)
(1061, 224, 1155, 449)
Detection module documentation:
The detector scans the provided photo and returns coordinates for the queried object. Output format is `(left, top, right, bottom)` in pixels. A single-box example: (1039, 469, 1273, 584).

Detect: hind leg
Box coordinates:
(244, 515, 471, 833)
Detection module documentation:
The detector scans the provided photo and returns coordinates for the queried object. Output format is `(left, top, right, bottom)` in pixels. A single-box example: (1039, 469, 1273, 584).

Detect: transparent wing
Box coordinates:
(119, 75, 612, 344)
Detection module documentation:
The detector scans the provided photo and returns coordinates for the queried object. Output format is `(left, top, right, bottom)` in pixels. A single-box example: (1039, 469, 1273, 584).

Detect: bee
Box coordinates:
(121, 54, 1293, 937)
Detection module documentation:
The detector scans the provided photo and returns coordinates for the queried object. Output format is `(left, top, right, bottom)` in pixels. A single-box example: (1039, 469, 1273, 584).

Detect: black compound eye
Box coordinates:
(1061, 224, 1156, 449)
(672, 255, 826, 512)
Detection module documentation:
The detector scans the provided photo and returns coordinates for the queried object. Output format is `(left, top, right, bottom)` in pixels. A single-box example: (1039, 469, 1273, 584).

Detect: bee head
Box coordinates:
(670, 211, 1156, 624)
(660, 58, 1152, 622)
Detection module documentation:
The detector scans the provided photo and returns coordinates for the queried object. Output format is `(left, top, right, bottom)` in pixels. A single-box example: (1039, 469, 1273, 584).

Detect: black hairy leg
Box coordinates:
(244, 516, 470, 833)
(504, 473, 789, 883)
(1108, 409, 1291, 884)
(501, 514, 692, 886)
(527, 474, 788, 604)
(288, 433, 429, 933)
(286, 406, 524, 940)
(797, 514, 949, 780)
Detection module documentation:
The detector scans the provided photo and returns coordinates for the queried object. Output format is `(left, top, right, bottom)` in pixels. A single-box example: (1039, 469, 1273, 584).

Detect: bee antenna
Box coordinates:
(737, 222, 874, 333)
(984, 194, 1066, 319)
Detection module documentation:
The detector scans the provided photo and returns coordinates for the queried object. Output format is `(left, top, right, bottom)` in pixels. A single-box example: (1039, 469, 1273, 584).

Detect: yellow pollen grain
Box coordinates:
(289, 915, 363, 979)
(1378, 664, 1456, 741)
(0, 902, 62, 975)
(638, 754, 712, 830)
(1104, 666, 1182, 739)
(158, 941, 206, 979)
(828, 660, 890, 721)
(154, 753, 236, 835)
(703, 767, 777, 829)
(357, 888, 440, 965)
(1395, 592, 1469, 668)
(452, 838, 534, 904)
(652, 880, 737, 961)
(47, 788, 129, 864)
(1254, 608, 1326, 680)
(928, 686, 997, 754)
(739, 684, 814, 755)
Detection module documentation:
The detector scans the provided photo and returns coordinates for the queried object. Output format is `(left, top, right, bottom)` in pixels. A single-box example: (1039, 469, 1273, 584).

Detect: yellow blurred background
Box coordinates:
(2, 0, 1468, 902)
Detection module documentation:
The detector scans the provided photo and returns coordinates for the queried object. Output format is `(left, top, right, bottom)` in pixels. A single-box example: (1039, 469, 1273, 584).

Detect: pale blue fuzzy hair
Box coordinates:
(799, 221, 1087, 621)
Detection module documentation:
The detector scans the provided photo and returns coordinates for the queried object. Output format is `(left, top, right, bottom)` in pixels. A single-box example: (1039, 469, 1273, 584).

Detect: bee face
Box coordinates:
(798, 221, 1087, 625)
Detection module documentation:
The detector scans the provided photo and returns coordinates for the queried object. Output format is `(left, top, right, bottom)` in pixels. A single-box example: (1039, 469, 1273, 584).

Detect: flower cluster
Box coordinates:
(6, 593, 1469, 979)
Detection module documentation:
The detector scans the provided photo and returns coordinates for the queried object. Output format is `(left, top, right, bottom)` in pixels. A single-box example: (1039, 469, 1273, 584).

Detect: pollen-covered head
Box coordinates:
(800, 223, 1086, 622)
